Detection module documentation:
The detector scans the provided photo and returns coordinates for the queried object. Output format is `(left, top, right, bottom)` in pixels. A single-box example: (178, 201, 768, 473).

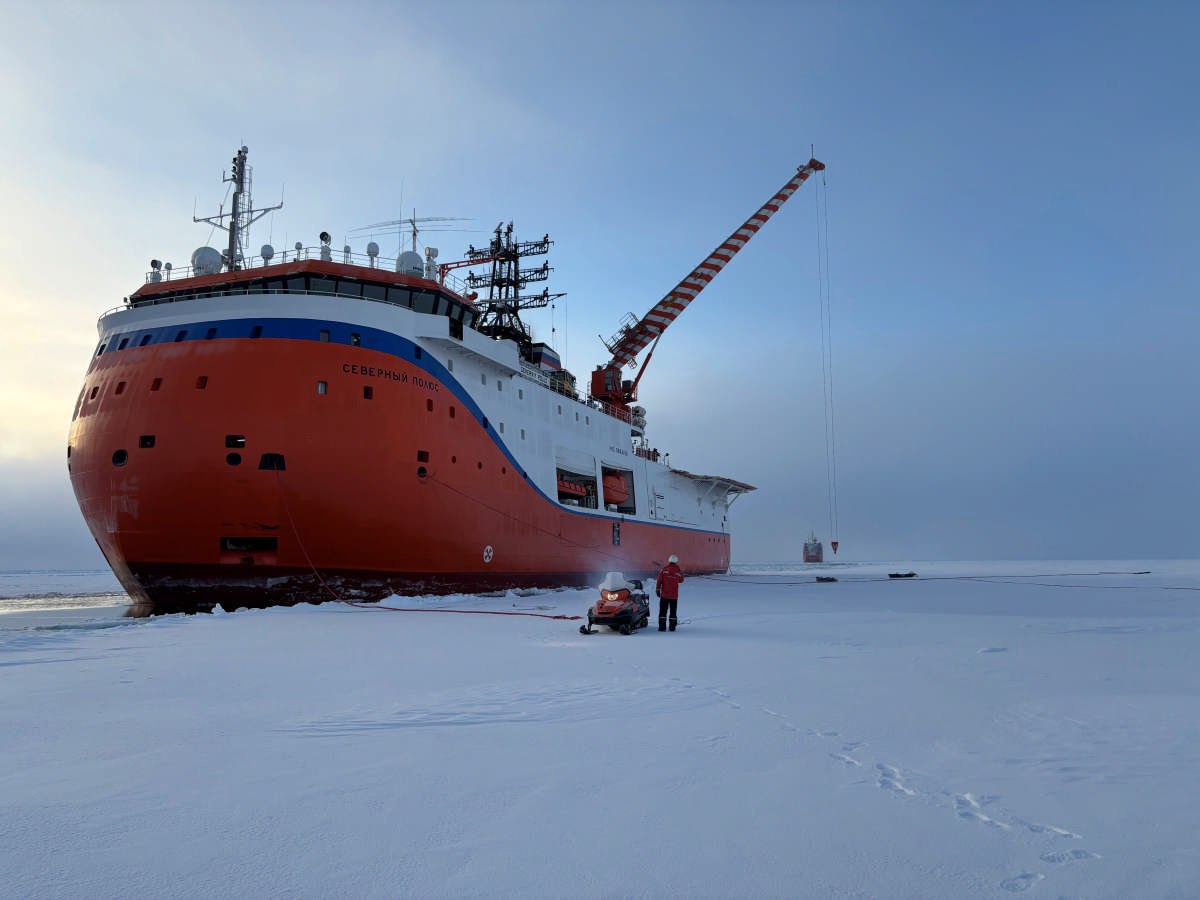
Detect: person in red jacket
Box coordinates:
(655, 554, 685, 632)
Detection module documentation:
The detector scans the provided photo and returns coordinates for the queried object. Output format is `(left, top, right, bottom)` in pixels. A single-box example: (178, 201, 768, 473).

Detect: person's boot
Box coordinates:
(669, 618, 677, 632)
(658, 616, 666, 631)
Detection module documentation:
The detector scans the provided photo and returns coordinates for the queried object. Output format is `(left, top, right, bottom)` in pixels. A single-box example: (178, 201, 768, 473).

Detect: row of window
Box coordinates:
(130, 275, 478, 327)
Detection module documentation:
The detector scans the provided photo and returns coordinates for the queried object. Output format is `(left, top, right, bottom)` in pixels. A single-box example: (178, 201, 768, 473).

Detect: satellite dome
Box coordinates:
(397, 250, 423, 276)
(261, 243, 275, 261)
(191, 246, 223, 276)
(366, 241, 379, 258)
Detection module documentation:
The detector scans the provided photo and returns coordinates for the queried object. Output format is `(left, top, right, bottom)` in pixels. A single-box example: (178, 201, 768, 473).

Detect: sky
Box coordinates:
(6, 562, 1200, 897)
(0, 0, 1197, 568)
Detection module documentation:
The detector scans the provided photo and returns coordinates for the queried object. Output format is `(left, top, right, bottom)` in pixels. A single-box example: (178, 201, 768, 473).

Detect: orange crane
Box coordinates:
(590, 159, 825, 408)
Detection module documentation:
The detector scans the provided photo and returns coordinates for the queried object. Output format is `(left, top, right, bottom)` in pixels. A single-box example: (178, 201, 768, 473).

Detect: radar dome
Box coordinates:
(397, 251, 423, 276)
(366, 241, 379, 258)
(191, 246, 223, 276)
(261, 244, 275, 261)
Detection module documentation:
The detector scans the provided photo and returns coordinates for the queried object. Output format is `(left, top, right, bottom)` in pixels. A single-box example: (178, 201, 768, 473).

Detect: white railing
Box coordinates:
(144, 246, 470, 293)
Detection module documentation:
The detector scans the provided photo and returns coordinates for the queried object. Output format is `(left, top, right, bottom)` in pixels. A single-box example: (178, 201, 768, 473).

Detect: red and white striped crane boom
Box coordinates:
(590, 158, 825, 407)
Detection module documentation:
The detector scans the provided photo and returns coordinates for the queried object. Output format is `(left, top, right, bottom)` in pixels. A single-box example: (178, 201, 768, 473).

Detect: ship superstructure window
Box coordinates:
(449, 406, 456, 418)
(95, 343, 106, 356)
(258, 453, 286, 471)
(387, 286, 410, 306)
(226, 435, 246, 448)
(150, 378, 162, 391)
(362, 284, 385, 301)
(499, 422, 505, 434)
(251, 325, 263, 338)
(497, 380, 503, 391)
(414, 347, 422, 359)
(115, 381, 126, 395)
(311, 277, 335, 295)
(205, 327, 217, 340)
(90, 386, 99, 400)
(447, 359, 454, 372)
(351, 332, 361, 346)
(139, 435, 155, 448)
(481, 373, 487, 385)
(139, 334, 152, 346)
(518, 389, 524, 399)
(363, 386, 373, 400)
(319, 329, 330, 342)
(417, 450, 429, 462)
(175, 330, 187, 342)
(317, 381, 328, 395)
(118, 338, 129, 350)
(521, 429, 525, 440)
(426, 399, 433, 412)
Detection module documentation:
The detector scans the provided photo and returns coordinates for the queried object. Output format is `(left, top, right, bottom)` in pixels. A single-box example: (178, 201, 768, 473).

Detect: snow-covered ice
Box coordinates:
(2, 560, 1199, 898)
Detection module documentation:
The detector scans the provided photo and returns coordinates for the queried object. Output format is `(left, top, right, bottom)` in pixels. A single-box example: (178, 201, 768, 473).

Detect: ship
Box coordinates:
(68, 147, 825, 614)
(803, 532, 824, 564)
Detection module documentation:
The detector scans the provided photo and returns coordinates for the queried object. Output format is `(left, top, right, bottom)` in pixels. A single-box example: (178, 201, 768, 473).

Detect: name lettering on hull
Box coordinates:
(341, 362, 440, 392)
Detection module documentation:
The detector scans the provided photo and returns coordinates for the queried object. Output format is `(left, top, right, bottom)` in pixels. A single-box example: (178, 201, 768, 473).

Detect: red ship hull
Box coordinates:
(69, 325, 731, 614)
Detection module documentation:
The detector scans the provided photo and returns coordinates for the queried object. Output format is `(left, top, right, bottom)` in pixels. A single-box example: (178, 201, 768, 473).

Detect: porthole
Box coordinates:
(195, 376, 208, 389)
(150, 378, 162, 391)
(226, 452, 242, 466)
(417, 465, 428, 478)
(115, 381, 126, 395)
(112, 449, 128, 466)
(451, 455, 457, 464)
(477, 461, 483, 470)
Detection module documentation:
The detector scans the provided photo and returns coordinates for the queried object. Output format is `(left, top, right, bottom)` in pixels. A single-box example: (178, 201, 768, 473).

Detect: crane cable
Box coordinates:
(814, 166, 841, 553)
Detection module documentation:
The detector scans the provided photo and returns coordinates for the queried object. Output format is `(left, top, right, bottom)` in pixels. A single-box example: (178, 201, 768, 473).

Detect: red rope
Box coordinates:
(339, 599, 581, 620)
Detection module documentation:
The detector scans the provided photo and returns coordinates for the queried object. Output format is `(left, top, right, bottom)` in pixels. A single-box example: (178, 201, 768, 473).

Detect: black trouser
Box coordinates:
(658, 597, 677, 631)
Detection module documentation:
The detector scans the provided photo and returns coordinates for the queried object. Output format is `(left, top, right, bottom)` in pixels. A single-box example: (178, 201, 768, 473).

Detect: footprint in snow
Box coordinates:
(1040, 849, 1100, 864)
(999, 872, 1043, 893)
(979, 647, 1008, 653)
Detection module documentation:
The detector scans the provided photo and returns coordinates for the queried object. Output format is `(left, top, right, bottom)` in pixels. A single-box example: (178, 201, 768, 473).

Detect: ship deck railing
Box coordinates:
(517, 364, 634, 424)
(140, 247, 471, 293)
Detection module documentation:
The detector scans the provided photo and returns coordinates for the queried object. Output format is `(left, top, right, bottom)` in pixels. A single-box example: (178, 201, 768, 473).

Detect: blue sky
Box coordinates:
(1, 0, 1197, 567)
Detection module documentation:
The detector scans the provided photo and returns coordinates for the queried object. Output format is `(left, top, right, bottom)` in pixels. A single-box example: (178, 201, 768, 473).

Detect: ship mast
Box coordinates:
(465, 222, 565, 358)
(193, 146, 283, 271)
